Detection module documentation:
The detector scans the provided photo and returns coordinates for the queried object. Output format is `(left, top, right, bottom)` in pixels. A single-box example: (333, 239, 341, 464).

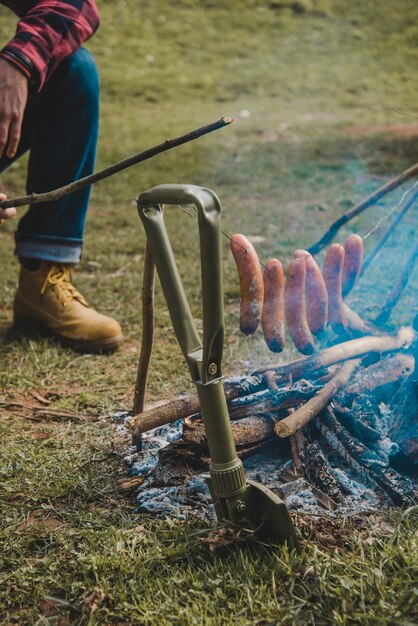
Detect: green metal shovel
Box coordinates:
(137, 184, 298, 547)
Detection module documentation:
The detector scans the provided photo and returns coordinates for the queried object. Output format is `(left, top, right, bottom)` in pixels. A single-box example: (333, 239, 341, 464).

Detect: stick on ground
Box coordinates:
(0, 117, 233, 209)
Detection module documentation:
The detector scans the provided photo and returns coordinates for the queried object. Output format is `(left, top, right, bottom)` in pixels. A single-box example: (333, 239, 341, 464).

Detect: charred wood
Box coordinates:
(303, 442, 344, 503)
(152, 441, 208, 486)
(317, 407, 417, 506)
(341, 353, 415, 402)
(182, 415, 275, 451)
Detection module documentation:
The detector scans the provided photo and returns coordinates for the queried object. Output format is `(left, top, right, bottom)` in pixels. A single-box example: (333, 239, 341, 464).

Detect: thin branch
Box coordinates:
(360, 190, 418, 278)
(0, 117, 234, 209)
(308, 162, 418, 255)
(374, 241, 418, 326)
(132, 241, 156, 421)
(254, 326, 415, 377)
(274, 359, 360, 438)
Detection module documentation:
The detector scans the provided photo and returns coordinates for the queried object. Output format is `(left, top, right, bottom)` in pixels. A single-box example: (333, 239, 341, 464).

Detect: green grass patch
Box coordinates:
(1, 0, 418, 623)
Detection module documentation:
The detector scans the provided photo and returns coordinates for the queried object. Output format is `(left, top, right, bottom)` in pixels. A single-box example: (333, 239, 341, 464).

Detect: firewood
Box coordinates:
(182, 415, 275, 450)
(290, 427, 306, 477)
(274, 359, 360, 438)
(342, 352, 415, 400)
(255, 327, 415, 377)
(303, 442, 344, 503)
(316, 407, 418, 506)
(389, 373, 418, 470)
(125, 328, 415, 438)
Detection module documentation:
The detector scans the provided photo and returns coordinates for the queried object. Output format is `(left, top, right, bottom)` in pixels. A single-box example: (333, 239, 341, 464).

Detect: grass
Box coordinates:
(1, 0, 418, 623)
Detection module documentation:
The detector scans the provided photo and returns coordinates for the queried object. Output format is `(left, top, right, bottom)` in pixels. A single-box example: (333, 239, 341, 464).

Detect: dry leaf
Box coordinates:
(201, 525, 243, 553)
(80, 586, 104, 615)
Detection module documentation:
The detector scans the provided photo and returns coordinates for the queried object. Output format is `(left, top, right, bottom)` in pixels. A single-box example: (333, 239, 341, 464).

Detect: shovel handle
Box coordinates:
(137, 184, 224, 384)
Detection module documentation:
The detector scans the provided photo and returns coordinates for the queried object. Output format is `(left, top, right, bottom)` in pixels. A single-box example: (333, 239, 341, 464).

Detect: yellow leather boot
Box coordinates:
(14, 262, 123, 352)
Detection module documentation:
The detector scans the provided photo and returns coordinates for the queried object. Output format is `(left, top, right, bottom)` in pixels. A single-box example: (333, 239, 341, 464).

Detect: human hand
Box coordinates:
(0, 193, 16, 224)
(0, 58, 28, 159)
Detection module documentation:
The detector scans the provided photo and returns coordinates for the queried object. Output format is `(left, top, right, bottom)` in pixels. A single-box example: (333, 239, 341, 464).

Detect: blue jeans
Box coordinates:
(0, 48, 99, 263)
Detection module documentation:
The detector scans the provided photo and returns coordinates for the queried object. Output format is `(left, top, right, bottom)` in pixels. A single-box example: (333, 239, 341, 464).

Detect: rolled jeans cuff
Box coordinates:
(15, 233, 82, 263)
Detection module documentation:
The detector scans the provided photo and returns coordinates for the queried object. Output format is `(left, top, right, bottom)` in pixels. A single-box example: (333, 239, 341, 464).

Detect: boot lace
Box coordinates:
(40, 264, 88, 308)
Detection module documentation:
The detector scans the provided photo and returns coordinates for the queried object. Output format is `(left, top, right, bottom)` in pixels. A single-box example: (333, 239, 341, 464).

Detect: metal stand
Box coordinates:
(137, 184, 298, 546)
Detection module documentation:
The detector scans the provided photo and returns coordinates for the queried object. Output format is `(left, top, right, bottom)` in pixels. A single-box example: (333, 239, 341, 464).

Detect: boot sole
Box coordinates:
(13, 315, 123, 354)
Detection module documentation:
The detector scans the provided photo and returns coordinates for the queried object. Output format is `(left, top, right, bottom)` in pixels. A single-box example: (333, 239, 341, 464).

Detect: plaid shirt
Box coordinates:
(0, 0, 100, 91)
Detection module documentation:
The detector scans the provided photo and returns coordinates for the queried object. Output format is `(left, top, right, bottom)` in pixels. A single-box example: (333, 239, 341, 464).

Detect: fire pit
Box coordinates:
(122, 182, 418, 537)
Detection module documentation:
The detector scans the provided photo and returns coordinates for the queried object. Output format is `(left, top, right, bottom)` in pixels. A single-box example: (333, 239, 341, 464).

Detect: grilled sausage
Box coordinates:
(322, 243, 348, 334)
(230, 234, 264, 335)
(342, 234, 364, 297)
(293, 249, 311, 259)
(262, 259, 285, 352)
(285, 257, 315, 354)
(305, 254, 328, 335)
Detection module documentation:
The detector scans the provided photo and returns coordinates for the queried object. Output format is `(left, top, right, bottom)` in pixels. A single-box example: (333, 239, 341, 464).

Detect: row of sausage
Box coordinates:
(230, 233, 364, 355)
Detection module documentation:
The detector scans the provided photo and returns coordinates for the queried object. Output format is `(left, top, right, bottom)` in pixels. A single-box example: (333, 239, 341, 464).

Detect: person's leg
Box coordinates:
(0, 48, 123, 352)
(15, 47, 100, 263)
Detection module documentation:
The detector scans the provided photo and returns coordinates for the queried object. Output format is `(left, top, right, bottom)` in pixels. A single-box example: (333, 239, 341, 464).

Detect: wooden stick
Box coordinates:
(0, 117, 233, 209)
(132, 243, 156, 449)
(254, 326, 415, 377)
(374, 241, 418, 326)
(308, 162, 418, 255)
(360, 189, 418, 278)
(274, 359, 360, 438)
(124, 328, 415, 437)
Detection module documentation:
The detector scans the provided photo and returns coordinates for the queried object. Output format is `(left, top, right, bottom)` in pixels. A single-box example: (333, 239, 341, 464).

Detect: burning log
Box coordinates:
(254, 327, 414, 376)
(342, 352, 415, 401)
(153, 417, 278, 487)
(290, 422, 306, 477)
(316, 407, 417, 506)
(388, 332, 418, 470)
(274, 359, 360, 438)
(125, 328, 415, 438)
(303, 443, 344, 503)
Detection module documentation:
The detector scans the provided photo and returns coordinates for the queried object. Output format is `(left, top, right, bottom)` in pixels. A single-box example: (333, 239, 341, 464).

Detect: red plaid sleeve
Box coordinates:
(0, 1, 100, 91)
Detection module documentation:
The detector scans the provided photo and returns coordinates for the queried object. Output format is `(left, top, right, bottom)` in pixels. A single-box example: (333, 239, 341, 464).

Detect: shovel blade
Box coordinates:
(206, 476, 299, 548)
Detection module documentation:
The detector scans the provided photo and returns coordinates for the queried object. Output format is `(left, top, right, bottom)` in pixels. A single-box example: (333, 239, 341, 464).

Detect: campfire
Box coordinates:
(120, 178, 418, 535)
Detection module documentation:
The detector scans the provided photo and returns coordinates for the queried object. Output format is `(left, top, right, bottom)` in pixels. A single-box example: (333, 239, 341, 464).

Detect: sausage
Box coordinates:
(293, 249, 311, 259)
(305, 254, 328, 335)
(230, 234, 264, 335)
(285, 257, 315, 355)
(262, 259, 285, 352)
(342, 234, 364, 297)
(322, 243, 348, 334)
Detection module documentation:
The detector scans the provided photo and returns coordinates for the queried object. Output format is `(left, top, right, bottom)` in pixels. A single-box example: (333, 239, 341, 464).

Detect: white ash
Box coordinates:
(119, 415, 394, 521)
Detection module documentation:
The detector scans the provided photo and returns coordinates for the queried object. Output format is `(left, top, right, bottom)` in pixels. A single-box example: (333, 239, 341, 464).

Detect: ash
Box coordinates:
(118, 400, 416, 522)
